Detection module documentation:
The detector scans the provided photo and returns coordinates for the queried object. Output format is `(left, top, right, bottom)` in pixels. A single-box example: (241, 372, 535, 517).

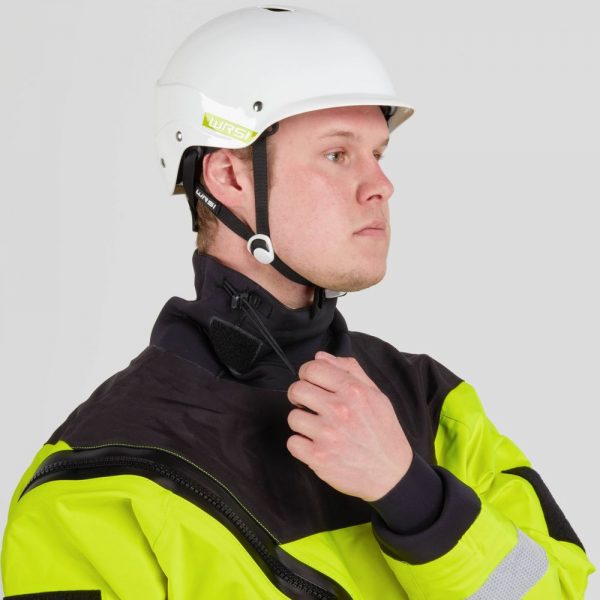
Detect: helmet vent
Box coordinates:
(262, 7, 294, 12)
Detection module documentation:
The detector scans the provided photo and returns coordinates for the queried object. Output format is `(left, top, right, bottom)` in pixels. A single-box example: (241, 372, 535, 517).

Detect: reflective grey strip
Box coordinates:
(468, 529, 549, 599)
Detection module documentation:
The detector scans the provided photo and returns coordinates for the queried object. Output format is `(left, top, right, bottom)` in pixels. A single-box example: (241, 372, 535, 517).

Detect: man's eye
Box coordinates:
(374, 152, 385, 161)
(326, 151, 345, 162)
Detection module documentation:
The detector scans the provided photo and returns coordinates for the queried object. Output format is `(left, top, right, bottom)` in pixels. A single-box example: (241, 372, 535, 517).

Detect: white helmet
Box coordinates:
(156, 6, 413, 289)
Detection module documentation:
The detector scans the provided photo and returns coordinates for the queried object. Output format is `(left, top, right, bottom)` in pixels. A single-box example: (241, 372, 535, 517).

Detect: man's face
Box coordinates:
(266, 105, 394, 292)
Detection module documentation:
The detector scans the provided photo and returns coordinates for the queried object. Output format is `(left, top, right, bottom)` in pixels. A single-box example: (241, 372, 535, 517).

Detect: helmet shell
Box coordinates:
(156, 6, 414, 194)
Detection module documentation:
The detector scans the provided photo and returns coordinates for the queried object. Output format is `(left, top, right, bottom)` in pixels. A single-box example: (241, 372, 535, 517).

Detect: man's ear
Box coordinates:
(202, 149, 254, 210)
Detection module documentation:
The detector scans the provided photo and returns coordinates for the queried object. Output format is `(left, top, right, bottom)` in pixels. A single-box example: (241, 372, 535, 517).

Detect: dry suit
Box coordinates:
(1, 252, 594, 599)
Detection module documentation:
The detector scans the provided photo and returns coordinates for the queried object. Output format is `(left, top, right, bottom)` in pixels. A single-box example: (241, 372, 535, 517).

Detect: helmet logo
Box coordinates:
(195, 188, 218, 213)
(202, 112, 257, 143)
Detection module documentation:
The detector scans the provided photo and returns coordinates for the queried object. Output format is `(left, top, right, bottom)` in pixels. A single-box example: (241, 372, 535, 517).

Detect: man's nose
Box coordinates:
(357, 160, 394, 204)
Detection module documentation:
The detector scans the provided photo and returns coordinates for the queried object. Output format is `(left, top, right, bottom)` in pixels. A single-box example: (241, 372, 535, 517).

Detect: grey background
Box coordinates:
(1, 0, 598, 595)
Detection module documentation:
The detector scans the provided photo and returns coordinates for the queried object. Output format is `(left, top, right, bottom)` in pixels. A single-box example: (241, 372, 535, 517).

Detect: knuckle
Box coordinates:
(331, 401, 352, 422)
(321, 425, 339, 445)
(340, 380, 363, 401)
(287, 408, 300, 429)
(347, 356, 360, 369)
(296, 380, 311, 395)
(286, 435, 301, 456)
(288, 380, 303, 400)
(312, 445, 328, 465)
(302, 362, 319, 381)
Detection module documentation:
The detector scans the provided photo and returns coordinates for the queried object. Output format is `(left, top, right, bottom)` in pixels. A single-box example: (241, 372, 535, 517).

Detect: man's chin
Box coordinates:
(317, 266, 387, 293)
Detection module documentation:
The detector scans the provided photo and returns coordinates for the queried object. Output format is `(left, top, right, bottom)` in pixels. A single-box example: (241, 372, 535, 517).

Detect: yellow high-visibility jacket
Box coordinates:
(1, 254, 594, 599)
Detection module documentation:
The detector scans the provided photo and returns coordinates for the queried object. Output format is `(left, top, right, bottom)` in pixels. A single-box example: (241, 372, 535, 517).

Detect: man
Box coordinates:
(1, 6, 594, 599)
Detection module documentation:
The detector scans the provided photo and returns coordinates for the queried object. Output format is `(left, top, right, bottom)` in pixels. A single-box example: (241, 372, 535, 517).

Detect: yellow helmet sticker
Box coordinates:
(203, 113, 258, 143)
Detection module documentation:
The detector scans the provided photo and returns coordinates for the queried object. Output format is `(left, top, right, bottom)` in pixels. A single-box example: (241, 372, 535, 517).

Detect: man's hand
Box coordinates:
(286, 351, 413, 502)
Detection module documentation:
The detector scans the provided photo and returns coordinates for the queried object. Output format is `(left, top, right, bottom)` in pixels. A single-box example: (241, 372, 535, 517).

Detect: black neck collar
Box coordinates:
(150, 252, 351, 390)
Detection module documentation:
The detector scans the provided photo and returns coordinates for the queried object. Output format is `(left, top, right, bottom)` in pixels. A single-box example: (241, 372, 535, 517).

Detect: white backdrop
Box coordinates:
(1, 0, 598, 596)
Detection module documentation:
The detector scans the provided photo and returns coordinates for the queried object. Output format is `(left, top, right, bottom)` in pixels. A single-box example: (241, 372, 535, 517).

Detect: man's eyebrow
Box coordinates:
(318, 130, 389, 147)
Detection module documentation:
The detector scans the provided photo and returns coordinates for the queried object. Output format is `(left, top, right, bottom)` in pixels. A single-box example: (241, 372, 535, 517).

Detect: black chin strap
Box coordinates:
(181, 126, 316, 289)
(251, 127, 271, 246)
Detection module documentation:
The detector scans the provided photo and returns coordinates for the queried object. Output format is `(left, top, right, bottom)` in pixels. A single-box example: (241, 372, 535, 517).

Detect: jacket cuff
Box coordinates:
(371, 464, 481, 565)
(369, 452, 444, 534)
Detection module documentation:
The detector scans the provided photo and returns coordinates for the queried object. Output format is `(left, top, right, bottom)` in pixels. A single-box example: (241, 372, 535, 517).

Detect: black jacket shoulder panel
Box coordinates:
(44, 334, 463, 543)
(44, 345, 370, 543)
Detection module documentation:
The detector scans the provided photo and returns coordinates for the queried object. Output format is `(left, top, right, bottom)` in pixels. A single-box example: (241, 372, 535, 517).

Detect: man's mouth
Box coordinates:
(354, 220, 387, 236)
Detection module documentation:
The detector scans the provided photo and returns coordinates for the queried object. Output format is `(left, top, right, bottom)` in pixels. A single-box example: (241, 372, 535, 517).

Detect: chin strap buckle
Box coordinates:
(247, 234, 275, 265)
